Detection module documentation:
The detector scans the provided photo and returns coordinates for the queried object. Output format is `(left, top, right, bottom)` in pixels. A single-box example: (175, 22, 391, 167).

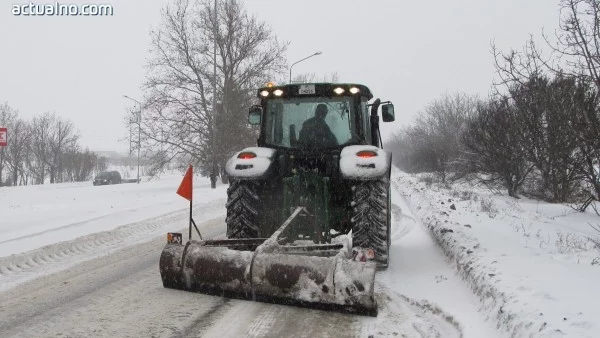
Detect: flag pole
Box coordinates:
(188, 187, 203, 240)
(189, 198, 192, 241)
(176, 164, 201, 241)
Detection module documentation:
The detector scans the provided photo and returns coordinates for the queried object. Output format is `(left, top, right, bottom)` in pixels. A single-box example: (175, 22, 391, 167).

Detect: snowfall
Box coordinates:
(0, 168, 599, 338)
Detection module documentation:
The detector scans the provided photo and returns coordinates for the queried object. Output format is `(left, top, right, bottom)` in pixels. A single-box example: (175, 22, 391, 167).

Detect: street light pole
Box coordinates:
(123, 95, 142, 184)
(129, 122, 133, 169)
(289, 51, 322, 83)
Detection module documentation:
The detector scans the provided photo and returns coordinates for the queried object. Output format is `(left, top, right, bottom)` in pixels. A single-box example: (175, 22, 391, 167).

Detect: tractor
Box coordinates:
(159, 82, 395, 315)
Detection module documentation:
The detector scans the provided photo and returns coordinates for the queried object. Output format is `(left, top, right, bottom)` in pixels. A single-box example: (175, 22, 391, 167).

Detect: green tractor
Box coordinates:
(159, 82, 394, 315)
(226, 82, 394, 266)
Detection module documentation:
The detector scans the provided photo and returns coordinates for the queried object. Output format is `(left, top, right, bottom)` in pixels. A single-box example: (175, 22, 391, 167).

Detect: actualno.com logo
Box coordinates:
(12, 2, 114, 16)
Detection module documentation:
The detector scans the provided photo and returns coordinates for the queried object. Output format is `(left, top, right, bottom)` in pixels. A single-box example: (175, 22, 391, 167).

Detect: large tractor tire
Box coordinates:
(351, 177, 391, 268)
(226, 179, 261, 239)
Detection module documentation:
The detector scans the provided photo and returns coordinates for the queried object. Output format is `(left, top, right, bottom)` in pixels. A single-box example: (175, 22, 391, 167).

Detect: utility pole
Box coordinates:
(129, 119, 133, 171)
(123, 95, 142, 184)
(211, 0, 218, 189)
(137, 104, 141, 183)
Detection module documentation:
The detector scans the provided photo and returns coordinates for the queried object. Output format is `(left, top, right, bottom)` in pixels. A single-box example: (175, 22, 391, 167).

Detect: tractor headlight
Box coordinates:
(260, 90, 269, 97)
(333, 87, 345, 95)
(273, 89, 284, 96)
(349, 87, 360, 94)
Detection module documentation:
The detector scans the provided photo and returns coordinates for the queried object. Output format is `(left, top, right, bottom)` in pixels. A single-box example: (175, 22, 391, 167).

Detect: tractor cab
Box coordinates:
(249, 83, 395, 151)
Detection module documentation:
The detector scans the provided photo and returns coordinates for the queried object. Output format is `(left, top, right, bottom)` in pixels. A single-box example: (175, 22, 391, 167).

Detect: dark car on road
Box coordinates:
(93, 171, 122, 185)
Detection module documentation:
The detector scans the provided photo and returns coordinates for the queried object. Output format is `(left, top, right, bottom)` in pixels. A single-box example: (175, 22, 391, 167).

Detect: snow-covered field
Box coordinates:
(1, 169, 598, 337)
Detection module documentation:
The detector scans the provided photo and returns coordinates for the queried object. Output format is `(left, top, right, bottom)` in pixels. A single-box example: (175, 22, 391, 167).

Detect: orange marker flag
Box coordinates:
(176, 165, 193, 201)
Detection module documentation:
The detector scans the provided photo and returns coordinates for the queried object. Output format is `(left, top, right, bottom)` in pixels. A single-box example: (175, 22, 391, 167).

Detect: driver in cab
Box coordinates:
(298, 103, 338, 148)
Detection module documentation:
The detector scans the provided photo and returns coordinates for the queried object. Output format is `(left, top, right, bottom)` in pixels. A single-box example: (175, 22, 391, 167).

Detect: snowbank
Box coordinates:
(0, 175, 226, 257)
(395, 173, 600, 338)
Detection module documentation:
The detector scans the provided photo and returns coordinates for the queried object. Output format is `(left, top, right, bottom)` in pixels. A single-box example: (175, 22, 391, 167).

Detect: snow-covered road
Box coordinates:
(0, 218, 460, 337)
(0, 173, 503, 337)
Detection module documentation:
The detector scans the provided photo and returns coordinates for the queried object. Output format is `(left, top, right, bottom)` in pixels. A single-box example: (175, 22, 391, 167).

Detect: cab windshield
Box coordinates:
(264, 96, 358, 149)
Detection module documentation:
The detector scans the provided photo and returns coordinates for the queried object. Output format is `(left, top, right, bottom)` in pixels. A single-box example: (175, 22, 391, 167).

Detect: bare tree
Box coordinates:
(494, 35, 600, 202)
(463, 97, 533, 197)
(388, 93, 477, 181)
(5, 118, 31, 186)
(0, 103, 97, 187)
(418, 93, 477, 181)
(548, 0, 600, 204)
(492, 39, 548, 88)
(62, 148, 101, 182)
(29, 112, 56, 184)
(47, 117, 79, 183)
(139, 0, 287, 185)
(544, 0, 600, 88)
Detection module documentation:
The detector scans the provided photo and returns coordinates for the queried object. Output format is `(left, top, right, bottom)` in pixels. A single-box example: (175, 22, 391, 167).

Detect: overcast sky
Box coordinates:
(0, 0, 561, 153)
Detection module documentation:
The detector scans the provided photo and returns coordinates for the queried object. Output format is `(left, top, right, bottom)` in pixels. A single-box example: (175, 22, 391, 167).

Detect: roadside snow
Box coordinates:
(0, 199, 226, 292)
(395, 172, 600, 338)
(0, 174, 228, 291)
(0, 175, 225, 257)
(370, 177, 502, 338)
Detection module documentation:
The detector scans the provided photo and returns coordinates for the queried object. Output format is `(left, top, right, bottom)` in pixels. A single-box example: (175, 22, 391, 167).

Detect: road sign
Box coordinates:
(0, 127, 7, 147)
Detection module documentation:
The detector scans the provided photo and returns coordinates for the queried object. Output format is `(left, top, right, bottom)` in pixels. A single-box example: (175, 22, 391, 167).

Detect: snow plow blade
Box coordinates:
(159, 207, 378, 316)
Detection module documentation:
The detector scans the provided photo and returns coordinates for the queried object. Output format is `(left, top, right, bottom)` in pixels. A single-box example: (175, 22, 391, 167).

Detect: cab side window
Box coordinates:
(361, 99, 372, 145)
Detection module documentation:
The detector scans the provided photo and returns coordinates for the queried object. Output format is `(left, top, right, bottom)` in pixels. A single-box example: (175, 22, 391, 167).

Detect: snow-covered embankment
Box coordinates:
(395, 173, 600, 338)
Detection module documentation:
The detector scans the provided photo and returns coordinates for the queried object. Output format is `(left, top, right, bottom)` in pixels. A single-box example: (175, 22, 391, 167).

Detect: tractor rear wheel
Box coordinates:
(351, 177, 391, 268)
(226, 179, 261, 239)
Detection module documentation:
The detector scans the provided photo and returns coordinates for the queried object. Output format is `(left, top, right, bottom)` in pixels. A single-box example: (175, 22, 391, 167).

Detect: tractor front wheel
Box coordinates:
(226, 179, 261, 239)
(351, 177, 391, 268)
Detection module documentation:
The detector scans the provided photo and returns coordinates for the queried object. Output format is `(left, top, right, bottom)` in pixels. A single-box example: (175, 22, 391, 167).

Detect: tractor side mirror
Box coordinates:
(382, 104, 395, 122)
(248, 106, 262, 125)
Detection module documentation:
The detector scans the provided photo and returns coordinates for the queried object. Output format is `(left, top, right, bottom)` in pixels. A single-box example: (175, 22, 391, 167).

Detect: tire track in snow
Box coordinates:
(245, 306, 279, 338)
(359, 284, 463, 338)
(172, 298, 233, 338)
(391, 179, 417, 221)
(0, 218, 230, 338)
(242, 303, 280, 338)
(0, 198, 226, 292)
(0, 213, 116, 245)
(0, 252, 160, 338)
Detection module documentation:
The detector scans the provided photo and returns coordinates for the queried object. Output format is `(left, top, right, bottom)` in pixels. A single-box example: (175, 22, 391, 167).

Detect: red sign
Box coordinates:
(0, 127, 7, 147)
